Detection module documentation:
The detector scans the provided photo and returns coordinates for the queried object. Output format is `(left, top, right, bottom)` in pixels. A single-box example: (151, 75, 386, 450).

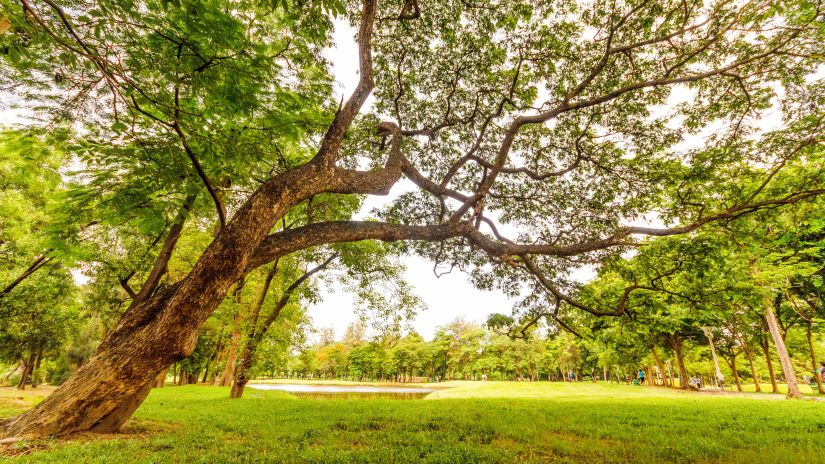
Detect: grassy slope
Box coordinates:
(2, 383, 824, 463)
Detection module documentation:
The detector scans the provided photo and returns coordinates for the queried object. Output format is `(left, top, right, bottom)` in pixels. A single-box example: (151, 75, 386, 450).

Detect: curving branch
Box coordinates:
(313, 0, 378, 168)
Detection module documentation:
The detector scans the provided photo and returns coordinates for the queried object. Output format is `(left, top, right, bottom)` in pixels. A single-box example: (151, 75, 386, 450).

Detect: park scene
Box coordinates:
(0, 0, 824, 461)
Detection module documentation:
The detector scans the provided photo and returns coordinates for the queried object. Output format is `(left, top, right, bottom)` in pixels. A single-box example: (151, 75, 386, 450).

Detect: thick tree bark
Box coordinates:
(764, 305, 802, 399)
(0, 1, 380, 438)
(669, 334, 689, 389)
(89, 380, 154, 433)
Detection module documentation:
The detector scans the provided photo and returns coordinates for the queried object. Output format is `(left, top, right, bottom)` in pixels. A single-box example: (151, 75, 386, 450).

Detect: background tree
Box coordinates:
(1, 0, 823, 438)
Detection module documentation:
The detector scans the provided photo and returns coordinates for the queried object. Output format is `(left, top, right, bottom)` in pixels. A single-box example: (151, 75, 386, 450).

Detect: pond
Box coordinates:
(248, 383, 438, 399)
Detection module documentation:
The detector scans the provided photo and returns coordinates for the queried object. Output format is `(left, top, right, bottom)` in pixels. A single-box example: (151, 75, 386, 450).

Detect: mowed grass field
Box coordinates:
(2, 382, 825, 463)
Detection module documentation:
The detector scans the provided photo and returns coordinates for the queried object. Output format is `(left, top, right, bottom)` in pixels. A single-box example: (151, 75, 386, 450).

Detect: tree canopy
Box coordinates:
(0, 0, 823, 438)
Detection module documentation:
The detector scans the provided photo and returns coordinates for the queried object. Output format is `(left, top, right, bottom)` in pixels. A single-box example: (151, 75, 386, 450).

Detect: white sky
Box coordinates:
(3, 18, 798, 341)
(308, 21, 593, 340)
(309, 22, 506, 339)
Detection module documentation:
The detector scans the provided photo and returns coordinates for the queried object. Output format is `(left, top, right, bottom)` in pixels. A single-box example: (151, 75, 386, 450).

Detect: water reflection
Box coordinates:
(248, 383, 437, 399)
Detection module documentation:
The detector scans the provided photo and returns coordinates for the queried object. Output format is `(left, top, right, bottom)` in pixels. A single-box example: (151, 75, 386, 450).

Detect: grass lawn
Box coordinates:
(2, 382, 824, 463)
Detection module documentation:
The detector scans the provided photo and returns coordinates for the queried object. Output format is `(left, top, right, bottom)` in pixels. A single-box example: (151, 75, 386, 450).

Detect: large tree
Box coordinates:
(1, 0, 824, 437)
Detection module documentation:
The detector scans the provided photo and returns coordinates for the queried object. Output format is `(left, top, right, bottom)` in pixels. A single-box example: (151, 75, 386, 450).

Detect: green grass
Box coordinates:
(2, 382, 825, 463)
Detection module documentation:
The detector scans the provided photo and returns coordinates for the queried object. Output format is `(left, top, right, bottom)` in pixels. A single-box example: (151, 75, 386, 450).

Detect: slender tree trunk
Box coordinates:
(805, 322, 824, 394)
(219, 282, 245, 387)
(229, 266, 277, 399)
(154, 368, 168, 388)
(231, 334, 262, 399)
(725, 356, 743, 392)
(759, 337, 779, 393)
(669, 334, 689, 389)
(17, 354, 35, 391)
(201, 364, 210, 384)
(0, 253, 53, 297)
(764, 306, 802, 399)
(29, 351, 42, 388)
(3, 361, 21, 384)
(744, 345, 761, 393)
(651, 347, 669, 387)
(231, 255, 335, 399)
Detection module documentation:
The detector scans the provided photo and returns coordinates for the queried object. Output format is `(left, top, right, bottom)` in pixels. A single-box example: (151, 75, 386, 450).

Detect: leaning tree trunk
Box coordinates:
(229, 340, 258, 399)
(1, 1, 384, 436)
(229, 268, 276, 399)
(0, 160, 334, 438)
(231, 254, 335, 399)
(764, 306, 802, 399)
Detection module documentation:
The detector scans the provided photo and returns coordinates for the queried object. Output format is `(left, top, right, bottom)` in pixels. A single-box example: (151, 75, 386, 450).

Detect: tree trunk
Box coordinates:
(230, 341, 256, 399)
(764, 305, 802, 399)
(759, 337, 779, 393)
(154, 368, 168, 388)
(2, 361, 21, 384)
(651, 347, 669, 387)
(0, 164, 327, 437)
(17, 354, 35, 391)
(219, 283, 245, 387)
(1, 253, 53, 297)
(231, 255, 335, 399)
(725, 356, 743, 392)
(0, 2, 386, 437)
(806, 322, 824, 394)
(89, 380, 154, 433)
(669, 334, 689, 389)
(744, 345, 761, 393)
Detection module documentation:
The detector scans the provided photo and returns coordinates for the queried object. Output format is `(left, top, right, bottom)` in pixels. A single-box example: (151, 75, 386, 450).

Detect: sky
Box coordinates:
(4, 17, 783, 342)
(306, 21, 590, 340)
(308, 22, 503, 340)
